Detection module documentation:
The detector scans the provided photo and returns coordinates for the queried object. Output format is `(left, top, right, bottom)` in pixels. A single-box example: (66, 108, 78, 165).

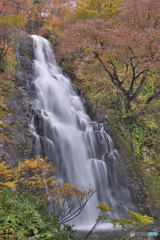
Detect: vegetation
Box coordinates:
(0, 0, 159, 237)
(0, 156, 95, 239)
(0, 188, 75, 240)
(52, 0, 160, 208)
(79, 202, 154, 239)
(0, 158, 154, 240)
(111, 211, 154, 229)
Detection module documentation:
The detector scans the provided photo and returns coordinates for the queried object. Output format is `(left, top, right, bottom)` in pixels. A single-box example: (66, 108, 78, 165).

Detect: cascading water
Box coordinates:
(30, 35, 137, 228)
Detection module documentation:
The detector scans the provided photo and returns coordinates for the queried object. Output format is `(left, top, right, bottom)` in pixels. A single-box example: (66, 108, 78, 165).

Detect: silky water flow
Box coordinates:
(30, 35, 137, 229)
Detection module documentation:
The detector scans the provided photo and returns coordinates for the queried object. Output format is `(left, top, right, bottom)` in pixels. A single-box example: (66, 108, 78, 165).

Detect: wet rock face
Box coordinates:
(0, 37, 85, 164)
(0, 35, 152, 218)
(82, 100, 152, 216)
(113, 139, 153, 215)
(64, 72, 150, 216)
(34, 114, 45, 136)
(0, 36, 35, 164)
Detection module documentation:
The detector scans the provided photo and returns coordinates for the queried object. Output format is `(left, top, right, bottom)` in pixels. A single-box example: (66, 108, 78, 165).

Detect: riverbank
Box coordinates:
(75, 220, 160, 240)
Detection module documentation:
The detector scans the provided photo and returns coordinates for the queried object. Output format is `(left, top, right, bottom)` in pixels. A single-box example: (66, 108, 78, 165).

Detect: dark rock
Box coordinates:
(25, 82, 31, 91)
(16, 74, 26, 81)
(34, 114, 44, 136)
(26, 132, 32, 138)
(72, 84, 81, 96)
(5, 99, 19, 108)
(31, 82, 36, 90)
(19, 56, 33, 72)
(0, 36, 35, 165)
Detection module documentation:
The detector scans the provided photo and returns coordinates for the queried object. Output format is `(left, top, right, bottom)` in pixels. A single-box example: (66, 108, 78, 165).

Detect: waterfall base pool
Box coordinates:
(75, 227, 130, 240)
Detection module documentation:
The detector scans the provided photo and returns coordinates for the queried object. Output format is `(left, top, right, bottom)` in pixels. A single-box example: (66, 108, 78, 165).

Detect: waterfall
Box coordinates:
(30, 35, 136, 228)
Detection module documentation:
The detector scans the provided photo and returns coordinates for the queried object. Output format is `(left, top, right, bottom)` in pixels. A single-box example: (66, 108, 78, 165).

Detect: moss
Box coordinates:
(16, 141, 32, 155)
(1, 154, 8, 162)
(111, 129, 132, 157)
(0, 77, 15, 116)
(136, 159, 160, 208)
(106, 112, 160, 209)
(0, 44, 19, 115)
(3, 45, 18, 74)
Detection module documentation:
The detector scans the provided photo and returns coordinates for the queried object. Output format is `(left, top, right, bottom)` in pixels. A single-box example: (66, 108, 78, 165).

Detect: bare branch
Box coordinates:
(94, 52, 128, 96)
(129, 58, 136, 94)
(145, 89, 160, 105)
(130, 71, 148, 101)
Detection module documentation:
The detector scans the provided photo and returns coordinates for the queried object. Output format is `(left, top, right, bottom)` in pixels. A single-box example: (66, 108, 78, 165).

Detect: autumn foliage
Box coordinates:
(54, 0, 160, 123)
(0, 0, 73, 71)
(0, 156, 95, 225)
(50, 0, 160, 208)
(0, 0, 160, 231)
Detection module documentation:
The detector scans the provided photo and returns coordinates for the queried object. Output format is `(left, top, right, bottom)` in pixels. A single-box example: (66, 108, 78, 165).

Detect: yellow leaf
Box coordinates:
(97, 202, 113, 212)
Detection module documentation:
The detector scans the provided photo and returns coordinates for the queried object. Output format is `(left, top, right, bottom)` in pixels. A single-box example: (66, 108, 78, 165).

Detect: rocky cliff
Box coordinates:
(0, 35, 155, 219)
(0, 36, 35, 164)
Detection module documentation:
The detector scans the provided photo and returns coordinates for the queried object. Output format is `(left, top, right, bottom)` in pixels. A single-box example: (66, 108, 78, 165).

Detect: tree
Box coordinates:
(54, 0, 160, 123)
(0, 188, 76, 239)
(1, 157, 95, 239)
(72, 0, 125, 20)
(79, 203, 153, 239)
(0, 161, 15, 188)
(0, 156, 95, 224)
(23, 0, 74, 33)
(93, 25, 160, 119)
(49, 183, 95, 224)
(111, 211, 153, 229)
(119, 0, 160, 30)
(80, 203, 113, 239)
(0, 0, 26, 71)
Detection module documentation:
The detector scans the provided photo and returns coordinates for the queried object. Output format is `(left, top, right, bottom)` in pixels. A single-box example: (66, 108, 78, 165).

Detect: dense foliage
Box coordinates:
(0, 158, 153, 239)
(52, 0, 160, 208)
(0, 189, 75, 239)
(0, 0, 159, 236)
(0, 157, 95, 239)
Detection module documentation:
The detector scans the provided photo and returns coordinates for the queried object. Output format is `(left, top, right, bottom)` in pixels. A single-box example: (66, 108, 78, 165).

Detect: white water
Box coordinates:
(30, 35, 136, 228)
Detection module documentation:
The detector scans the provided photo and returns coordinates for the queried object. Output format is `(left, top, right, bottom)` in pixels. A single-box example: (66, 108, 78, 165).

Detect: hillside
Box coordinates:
(0, 0, 160, 239)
